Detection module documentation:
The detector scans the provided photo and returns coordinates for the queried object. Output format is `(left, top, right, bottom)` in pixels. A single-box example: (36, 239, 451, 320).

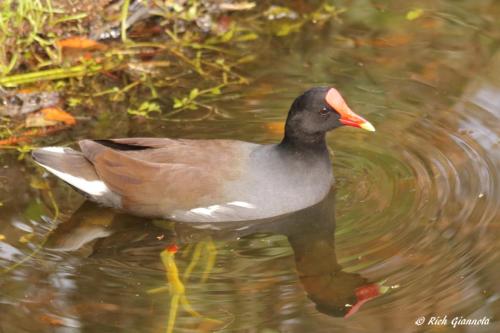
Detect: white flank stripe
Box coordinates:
(40, 147, 67, 153)
(42, 165, 109, 197)
(227, 201, 256, 209)
(188, 201, 255, 218)
(190, 205, 223, 216)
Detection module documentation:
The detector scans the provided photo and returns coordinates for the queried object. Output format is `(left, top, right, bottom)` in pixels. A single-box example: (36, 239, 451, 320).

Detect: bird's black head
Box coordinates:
(282, 87, 375, 147)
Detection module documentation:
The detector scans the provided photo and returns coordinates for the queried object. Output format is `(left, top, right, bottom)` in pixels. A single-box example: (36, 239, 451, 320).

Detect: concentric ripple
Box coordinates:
(2, 4, 500, 332)
(329, 81, 500, 326)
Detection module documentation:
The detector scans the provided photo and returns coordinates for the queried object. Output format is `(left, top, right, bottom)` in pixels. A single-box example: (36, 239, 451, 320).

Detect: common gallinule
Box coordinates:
(32, 87, 375, 222)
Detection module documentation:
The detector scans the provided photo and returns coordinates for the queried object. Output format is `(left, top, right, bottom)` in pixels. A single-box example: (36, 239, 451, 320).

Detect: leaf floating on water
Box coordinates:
(265, 121, 285, 135)
(406, 8, 424, 21)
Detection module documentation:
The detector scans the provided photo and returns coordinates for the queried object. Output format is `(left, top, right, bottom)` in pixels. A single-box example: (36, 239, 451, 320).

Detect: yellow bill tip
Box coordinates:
(359, 121, 376, 132)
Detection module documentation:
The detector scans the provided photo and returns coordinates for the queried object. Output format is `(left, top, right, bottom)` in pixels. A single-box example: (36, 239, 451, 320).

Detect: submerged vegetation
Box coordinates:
(1, 1, 500, 331)
(0, 3, 344, 328)
(0, 0, 343, 149)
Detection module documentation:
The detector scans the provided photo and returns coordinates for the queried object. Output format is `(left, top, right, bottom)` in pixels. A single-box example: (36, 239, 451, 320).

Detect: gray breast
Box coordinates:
(233, 144, 333, 217)
(171, 144, 333, 222)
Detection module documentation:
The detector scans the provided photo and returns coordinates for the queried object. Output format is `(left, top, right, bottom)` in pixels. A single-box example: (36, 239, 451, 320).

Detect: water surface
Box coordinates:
(1, 1, 500, 332)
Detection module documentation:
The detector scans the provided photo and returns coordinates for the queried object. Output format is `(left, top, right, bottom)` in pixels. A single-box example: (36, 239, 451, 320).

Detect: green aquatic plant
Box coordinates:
(0, 1, 347, 146)
(0, 0, 85, 75)
(127, 100, 161, 118)
(0, 62, 109, 86)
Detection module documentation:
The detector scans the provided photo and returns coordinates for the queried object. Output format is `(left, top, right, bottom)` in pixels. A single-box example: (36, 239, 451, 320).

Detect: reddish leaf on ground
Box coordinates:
(41, 107, 76, 126)
(56, 37, 106, 50)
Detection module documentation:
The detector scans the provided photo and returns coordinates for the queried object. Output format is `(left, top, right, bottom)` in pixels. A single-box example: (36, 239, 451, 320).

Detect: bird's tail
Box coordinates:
(32, 147, 120, 207)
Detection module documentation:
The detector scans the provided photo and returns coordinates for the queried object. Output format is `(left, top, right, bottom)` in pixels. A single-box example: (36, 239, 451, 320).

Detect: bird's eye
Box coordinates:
(319, 106, 330, 116)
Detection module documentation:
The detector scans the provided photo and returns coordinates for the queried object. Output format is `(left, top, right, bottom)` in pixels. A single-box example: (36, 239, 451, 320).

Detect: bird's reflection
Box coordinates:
(47, 190, 382, 320)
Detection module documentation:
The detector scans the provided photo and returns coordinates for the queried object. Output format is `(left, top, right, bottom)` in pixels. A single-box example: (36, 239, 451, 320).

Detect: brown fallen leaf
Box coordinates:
(56, 37, 106, 50)
(41, 107, 76, 126)
(25, 107, 76, 128)
(265, 121, 285, 135)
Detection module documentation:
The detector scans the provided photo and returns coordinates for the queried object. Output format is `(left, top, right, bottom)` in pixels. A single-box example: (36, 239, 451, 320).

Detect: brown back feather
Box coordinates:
(78, 139, 247, 217)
